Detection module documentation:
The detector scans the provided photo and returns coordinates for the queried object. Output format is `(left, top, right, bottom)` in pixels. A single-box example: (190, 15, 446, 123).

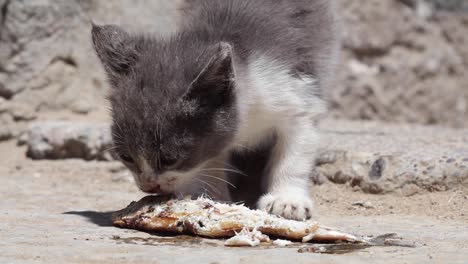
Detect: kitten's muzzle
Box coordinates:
(141, 184, 162, 194)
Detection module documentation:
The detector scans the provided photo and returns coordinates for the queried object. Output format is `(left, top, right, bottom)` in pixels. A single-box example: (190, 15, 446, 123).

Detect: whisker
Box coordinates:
(223, 162, 242, 171)
(199, 174, 237, 189)
(112, 122, 126, 141)
(157, 120, 163, 170)
(201, 187, 214, 199)
(112, 133, 124, 143)
(111, 138, 125, 146)
(232, 143, 254, 151)
(204, 187, 217, 200)
(200, 168, 247, 177)
(210, 161, 248, 178)
(195, 178, 221, 195)
(103, 145, 119, 153)
(195, 179, 219, 199)
(177, 192, 185, 200)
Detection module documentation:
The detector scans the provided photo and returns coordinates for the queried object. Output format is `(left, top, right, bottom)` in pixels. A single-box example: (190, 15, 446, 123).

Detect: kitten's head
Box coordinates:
(92, 24, 238, 194)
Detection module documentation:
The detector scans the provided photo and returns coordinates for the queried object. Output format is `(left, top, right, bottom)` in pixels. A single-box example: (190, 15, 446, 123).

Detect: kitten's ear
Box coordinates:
(91, 23, 138, 77)
(184, 42, 236, 107)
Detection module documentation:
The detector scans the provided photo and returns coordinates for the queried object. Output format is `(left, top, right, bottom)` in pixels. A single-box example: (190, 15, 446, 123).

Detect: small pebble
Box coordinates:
(352, 201, 375, 209)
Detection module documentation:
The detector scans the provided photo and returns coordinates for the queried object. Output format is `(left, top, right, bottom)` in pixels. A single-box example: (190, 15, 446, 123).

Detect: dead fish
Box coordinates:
(112, 195, 414, 251)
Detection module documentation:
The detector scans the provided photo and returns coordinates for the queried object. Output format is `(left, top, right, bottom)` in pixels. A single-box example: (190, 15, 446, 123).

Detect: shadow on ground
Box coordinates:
(64, 211, 115, 227)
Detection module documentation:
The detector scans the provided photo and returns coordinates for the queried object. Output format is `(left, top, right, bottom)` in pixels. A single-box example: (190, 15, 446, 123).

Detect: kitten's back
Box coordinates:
(179, 0, 339, 92)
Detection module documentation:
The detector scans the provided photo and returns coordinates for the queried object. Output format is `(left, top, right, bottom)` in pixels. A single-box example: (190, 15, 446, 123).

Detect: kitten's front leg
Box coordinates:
(258, 122, 318, 220)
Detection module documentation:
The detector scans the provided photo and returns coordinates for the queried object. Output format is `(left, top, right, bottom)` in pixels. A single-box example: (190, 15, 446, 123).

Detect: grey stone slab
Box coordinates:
(317, 119, 468, 194)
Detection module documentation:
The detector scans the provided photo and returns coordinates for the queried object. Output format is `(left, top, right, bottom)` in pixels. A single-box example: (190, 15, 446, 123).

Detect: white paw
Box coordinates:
(257, 190, 314, 220)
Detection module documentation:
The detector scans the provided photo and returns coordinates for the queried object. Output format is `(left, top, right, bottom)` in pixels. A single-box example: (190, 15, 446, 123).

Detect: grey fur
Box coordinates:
(180, 0, 339, 92)
(92, 0, 338, 219)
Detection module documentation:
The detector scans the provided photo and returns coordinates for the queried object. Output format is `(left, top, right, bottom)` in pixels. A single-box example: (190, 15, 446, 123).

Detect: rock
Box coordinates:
(25, 121, 113, 161)
(427, 0, 468, 11)
(316, 118, 468, 194)
(5, 102, 37, 121)
(0, 0, 467, 134)
(0, 113, 13, 140)
(401, 184, 422, 197)
(0, 97, 7, 112)
(398, 0, 434, 19)
(0, 0, 181, 134)
(16, 131, 29, 146)
(340, 1, 408, 55)
(330, 0, 468, 127)
(0, 76, 12, 99)
(70, 100, 94, 115)
(351, 201, 375, 209)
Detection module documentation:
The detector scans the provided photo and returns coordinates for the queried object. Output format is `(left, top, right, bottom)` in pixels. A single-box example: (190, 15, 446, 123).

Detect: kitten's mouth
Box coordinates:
(137, 174, 185, 195)
(141, 185, 163, 194)
(141, 184, 178, 195)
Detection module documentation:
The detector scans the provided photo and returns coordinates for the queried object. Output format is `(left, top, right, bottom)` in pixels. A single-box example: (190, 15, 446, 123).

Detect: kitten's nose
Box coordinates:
(142, 184, 161, 194)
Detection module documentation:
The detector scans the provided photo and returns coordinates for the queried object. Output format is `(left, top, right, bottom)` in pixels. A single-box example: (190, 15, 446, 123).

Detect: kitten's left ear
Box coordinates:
(91, 23, 139, 78)
(184, 42, 235, 106)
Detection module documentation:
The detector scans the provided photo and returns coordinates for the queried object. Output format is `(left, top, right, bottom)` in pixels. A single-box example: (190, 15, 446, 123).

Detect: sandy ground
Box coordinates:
(1, 140, 468, 263)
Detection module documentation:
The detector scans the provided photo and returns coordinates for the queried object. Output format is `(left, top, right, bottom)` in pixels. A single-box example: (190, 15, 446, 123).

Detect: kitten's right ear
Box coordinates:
(91, 23, 138, 77)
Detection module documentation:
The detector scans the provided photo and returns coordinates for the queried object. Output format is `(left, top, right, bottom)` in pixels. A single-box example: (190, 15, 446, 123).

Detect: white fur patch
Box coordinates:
(234, 55, 325, 147)
(232, 55, 324, 219)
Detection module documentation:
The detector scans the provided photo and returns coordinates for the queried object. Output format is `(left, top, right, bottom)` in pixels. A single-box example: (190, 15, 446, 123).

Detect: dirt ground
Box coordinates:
(1, 140, 467, 263)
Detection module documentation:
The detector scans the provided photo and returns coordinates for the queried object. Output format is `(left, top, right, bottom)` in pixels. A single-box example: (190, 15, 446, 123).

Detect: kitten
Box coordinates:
(92, 0, 338, 220)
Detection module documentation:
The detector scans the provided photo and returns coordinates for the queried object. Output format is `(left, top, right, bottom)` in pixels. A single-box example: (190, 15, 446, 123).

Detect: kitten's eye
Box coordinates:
(119, 154, 135, 164)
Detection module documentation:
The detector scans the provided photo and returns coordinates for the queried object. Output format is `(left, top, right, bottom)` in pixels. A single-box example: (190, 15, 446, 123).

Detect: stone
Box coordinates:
(0, 113, 13, 140)
(0, 0, 181, 136)
(330, 0, 468, 127)
(0, 0, 467, 138)
(315, 119, 468, 194)
(351, 201, 375, 209)
(0, 0, 467, 136)
(0, 97, 7, 112)
(70, 100, 94, 115)
(5, 102, 37, 121)
(427, 0, 468, 11)
(25, 121, 112, 161)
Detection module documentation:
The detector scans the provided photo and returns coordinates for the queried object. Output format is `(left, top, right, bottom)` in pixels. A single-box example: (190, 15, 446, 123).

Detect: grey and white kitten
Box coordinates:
(92, 0, 338, 220)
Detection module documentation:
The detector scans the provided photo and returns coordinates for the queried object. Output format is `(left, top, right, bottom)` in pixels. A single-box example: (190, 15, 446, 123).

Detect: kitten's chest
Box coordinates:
(234, 104, 277, 148)
(232, 56, 310, 148)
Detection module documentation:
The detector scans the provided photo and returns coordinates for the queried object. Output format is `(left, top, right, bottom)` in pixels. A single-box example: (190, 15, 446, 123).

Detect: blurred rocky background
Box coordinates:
(331, 0, 468, 127)
(0, 0, 465, 192)
(0, 0, 468, 144)
(1, 0, 468, 143)
(0, 0, 181, 141)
